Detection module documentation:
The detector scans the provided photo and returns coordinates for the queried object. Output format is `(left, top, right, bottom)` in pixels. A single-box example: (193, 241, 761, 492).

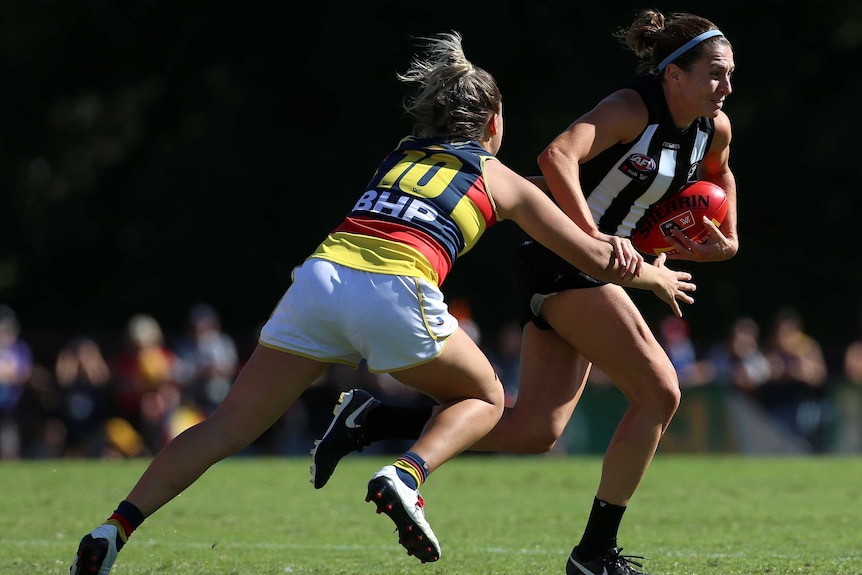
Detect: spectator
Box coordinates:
(15, 364, 64, 458)
(843, 340, 862, 385)
(710, 316, 772, 393)
(172, 303, 238, 416)
(842, 303, 862, 385)
(55, 336, 112, 457)
(0, 305, 33, 459)
(112, 314, 179, 454)
(762, 307, 829, 450)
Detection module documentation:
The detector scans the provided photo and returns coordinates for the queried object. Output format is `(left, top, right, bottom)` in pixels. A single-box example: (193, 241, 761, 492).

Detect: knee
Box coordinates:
(659, 376, 682, 412)
(514, 429, 561, 454)
(630, 371, 681, 425)
(504, 417, 566, 454)
(659, 382, 682, 425)
(485, 384, 506, 417)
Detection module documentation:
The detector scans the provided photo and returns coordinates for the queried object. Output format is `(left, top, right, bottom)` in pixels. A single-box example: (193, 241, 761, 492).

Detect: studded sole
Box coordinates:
(366, 476, 440, 563)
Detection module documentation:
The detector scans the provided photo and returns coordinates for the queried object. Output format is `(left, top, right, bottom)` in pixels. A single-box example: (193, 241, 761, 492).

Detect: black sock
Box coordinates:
(105, 500, 145, 550)
(366, 404, 433, 442)
(575, 497, 627, 560)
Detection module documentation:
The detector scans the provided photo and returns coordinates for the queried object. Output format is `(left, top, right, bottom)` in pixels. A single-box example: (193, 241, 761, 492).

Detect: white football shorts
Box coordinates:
(259, 258, 459, 373)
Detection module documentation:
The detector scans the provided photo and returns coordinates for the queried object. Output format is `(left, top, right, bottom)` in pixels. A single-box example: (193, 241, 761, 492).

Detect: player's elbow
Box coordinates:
(727, 238, 740, 258)
(537, 143, 570, 174)
(716, 237, 740, 261)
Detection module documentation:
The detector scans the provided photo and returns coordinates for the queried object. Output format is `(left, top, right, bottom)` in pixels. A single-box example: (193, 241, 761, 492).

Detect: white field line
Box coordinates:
(8, 539, 862, 564)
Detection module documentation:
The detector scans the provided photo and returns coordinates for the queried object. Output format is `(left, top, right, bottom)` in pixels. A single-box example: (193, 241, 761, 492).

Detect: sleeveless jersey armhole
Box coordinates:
(479, 155, 500, 219)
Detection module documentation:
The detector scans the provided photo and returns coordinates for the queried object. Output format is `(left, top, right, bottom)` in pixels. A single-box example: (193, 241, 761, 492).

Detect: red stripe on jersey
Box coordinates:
(333, 217, 455, 282)
(465, 181, 497, 227)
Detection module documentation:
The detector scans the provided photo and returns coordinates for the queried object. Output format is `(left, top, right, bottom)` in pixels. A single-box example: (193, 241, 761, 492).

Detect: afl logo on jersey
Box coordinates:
(619, 153, 657, 182)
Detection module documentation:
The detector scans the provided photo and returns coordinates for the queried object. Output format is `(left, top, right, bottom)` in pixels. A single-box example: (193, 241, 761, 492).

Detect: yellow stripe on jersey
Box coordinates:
(450, 193, 488, 256)
(311, 232, 439, 284)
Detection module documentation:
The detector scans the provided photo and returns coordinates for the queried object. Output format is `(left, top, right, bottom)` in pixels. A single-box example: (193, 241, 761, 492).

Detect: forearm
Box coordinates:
(616, 260, 665, 291)
(538, 149, 599, 236)
(716, 171, 739, 253)
(575, 248, 658, 292)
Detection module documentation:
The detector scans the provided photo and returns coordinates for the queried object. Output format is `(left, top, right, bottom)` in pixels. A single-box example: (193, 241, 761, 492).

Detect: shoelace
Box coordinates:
(608, 548, 648, 573)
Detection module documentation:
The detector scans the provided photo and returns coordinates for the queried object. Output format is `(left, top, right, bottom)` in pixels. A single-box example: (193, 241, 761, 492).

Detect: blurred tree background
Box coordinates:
(2, 0, 861, 366)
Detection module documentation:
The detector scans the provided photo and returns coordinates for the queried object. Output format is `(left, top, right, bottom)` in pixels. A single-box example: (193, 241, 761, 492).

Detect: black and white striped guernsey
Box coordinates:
(580, 74, 715, 239)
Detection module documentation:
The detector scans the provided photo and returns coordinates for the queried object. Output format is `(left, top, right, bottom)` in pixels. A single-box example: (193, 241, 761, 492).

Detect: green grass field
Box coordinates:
(2, 454, 860, 574)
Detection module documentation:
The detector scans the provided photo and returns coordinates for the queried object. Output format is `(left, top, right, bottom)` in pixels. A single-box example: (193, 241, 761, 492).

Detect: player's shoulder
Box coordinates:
(713, 109, 732, 132)
(598, 87, 647, 113)
(482, 158, 537, 218)
(588, 88, 649, 142)
(710, 110, 732, 148)
(482, 155, 517, 184)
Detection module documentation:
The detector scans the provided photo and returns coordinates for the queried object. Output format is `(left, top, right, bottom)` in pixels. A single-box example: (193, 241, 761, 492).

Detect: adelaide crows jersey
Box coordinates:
(582, 75, 715, 238)
(311, 136, 499, 285)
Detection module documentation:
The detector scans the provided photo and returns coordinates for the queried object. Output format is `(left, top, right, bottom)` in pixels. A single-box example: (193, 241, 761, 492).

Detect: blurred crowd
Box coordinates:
(1, 300, 860, 460)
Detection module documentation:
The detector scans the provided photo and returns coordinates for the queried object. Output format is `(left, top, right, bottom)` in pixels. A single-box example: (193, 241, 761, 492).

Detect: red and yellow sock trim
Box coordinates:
(106, 515, 132, 544)
(393, 457, 426, 488)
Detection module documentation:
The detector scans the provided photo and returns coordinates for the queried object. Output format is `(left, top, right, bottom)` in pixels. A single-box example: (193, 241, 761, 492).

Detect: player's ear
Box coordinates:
(487, 113, 499, 136)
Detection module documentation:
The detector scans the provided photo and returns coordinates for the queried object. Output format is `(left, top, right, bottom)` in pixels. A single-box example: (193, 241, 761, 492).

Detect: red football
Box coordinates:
(631, 181, 728, 256)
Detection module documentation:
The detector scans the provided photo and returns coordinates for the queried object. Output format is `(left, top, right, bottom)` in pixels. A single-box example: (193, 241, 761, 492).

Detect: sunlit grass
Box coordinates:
(2, 454, 860, 574)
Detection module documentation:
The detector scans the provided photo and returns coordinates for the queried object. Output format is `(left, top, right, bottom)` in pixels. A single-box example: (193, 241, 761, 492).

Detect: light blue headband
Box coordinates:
(657, 29, 724, 72)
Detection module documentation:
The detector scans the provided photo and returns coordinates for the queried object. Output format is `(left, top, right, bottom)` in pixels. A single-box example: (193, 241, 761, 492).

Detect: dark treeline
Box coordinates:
(3, 0, 861, 365)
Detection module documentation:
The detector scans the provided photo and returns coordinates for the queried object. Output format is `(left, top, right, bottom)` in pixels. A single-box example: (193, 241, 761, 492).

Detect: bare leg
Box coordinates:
(126, 345, 329, 516)
(390, 328, 504, 472)
(364, 328, 504, 563)
(470, 322, 591, 453)
(539, 284, 680, 506)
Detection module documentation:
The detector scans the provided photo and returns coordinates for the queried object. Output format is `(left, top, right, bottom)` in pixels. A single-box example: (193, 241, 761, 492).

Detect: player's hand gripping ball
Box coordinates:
(631, 180, 728, 256)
